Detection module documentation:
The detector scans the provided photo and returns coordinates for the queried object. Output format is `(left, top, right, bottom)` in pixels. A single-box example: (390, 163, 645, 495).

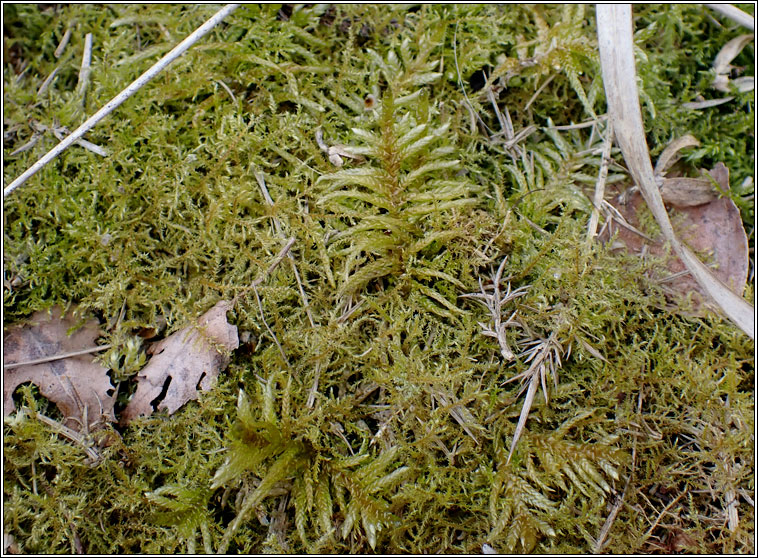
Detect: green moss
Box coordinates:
(3, 4, 754, 554)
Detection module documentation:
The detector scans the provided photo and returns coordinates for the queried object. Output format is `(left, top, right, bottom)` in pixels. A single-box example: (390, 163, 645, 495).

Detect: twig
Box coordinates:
(4, 3, 240, 198)
(9, 130, 43, 157)
(545, 115, 608, 131)
(76, 33, 93, 101)
(230, 236, 296, 365)
(54, 27, 72, 59)
(254, 170, 315, 328)
(33, 411, 102, 464)
(597, 4, 754, 339)
(705, 4, 754, 31)
(252, 237, 296, 289)
(486, 86, 512, 141)
(36, 67, 59, 98)
(215, 79, 236, 103)
(524, 74, 555, 111)
(51, 125, 108, 157)
(4, 344, 112, 369)
(230, 236, 295, 306)
(253, 284, 289, 365)
(306, 362, 322, 408)
(681, 97, 734, 110)
(593, 391, 640, 553)
(453, 21, 493, 137)
(641, 489, 688, 542)
(461, 257, 529, 361)
(586, 122, 613, 243)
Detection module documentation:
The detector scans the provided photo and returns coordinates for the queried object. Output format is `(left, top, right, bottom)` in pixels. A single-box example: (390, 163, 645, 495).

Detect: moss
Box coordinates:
(3, 4, 754, 554)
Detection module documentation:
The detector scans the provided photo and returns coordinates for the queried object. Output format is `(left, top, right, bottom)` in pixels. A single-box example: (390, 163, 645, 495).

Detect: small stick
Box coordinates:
(486, 86, 512, 141)
(593, 411, 637, 554)
(76, 33, 93, 101)
(453, 21, 493, 137)
(230, 237, 295, 306)
(33, 412, 101, 463)
(4, 344, 112, 369)
(215, 79, 236, 103)
(586, 122, 614, 243)
(253, 284, 288, 365)
(524, 74, 555, 111)
(9, 131, 43, 157)
(54, 27, 72, 58)
(36, 67, 59, 98)
(306, 362, 322, 408)
(230, 237, 295, 363)
(251, 237, 296, 289)
(545, 115, 608, 131)
(4, 3, 240, 198)
(51, 125, 108, 157)
(705, 4, 754, 31)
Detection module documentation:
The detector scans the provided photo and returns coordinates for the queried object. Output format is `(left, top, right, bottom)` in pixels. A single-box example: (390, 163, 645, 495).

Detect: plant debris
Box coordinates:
(120, 300, 239, 424)
(3, 306, 116, 431)
(604, 160, 748, 312)
(1, 4, 753, 555)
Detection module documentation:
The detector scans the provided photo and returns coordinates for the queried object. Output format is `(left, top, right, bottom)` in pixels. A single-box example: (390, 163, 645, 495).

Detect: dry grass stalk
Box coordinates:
(596, 4, 754, 339)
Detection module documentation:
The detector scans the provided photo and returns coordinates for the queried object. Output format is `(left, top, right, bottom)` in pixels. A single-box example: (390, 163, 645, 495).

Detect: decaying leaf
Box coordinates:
(315, 127, 364, 167)
(659, 174, 719, 208)
(604, 182, 748, 313)
(654, 134, 700, 175)
(120, 300, 239, 424)
(654, 136, 720, 207)
(3, 306, 116, 431)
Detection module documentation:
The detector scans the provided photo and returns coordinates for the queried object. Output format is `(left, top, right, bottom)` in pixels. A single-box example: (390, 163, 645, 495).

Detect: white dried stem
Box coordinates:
(4, 344, 112, 369)
(54, 27, 72, 58)
(705, 3, 754, 31)
(51, 125, 108, 157)
(76, 33, 93, 101)
(254, 171, 315, 328)
(461, 257, 529, 361)
(596, 4, 754, 338)
(36, 67, 59, 98)
(586, 121, 613, 243)
(4, 3, 240, 198)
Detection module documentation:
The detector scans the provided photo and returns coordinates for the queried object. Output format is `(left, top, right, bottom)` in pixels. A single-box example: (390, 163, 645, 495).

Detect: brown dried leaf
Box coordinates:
(660, 177, 719, 207)
(655, 137, 722, 207)
(712, 34, 755, 93)
(3, 306, 115, 431)
(120, 301, 239, 424)
(605, 187, 748, 313)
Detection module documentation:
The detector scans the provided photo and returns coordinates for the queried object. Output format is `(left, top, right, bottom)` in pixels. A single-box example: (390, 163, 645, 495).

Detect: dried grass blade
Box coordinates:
(507, 372, 539, 463)
(596, 4, 754, 339)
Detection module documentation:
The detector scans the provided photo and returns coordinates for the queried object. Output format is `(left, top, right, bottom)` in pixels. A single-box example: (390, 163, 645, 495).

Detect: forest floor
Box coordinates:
(2, 4, 755, 554)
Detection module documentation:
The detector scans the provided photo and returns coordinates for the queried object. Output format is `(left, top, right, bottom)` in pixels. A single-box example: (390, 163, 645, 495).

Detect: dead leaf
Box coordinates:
(120, 300, 239, 424)
(654, 134, 700, 175)
(660, 176, 719, 207)
(604, 187, 748, 313)
(315, 127, 364, 167)
(3, 306, 116, 431)
(652, 136, 721, 207)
